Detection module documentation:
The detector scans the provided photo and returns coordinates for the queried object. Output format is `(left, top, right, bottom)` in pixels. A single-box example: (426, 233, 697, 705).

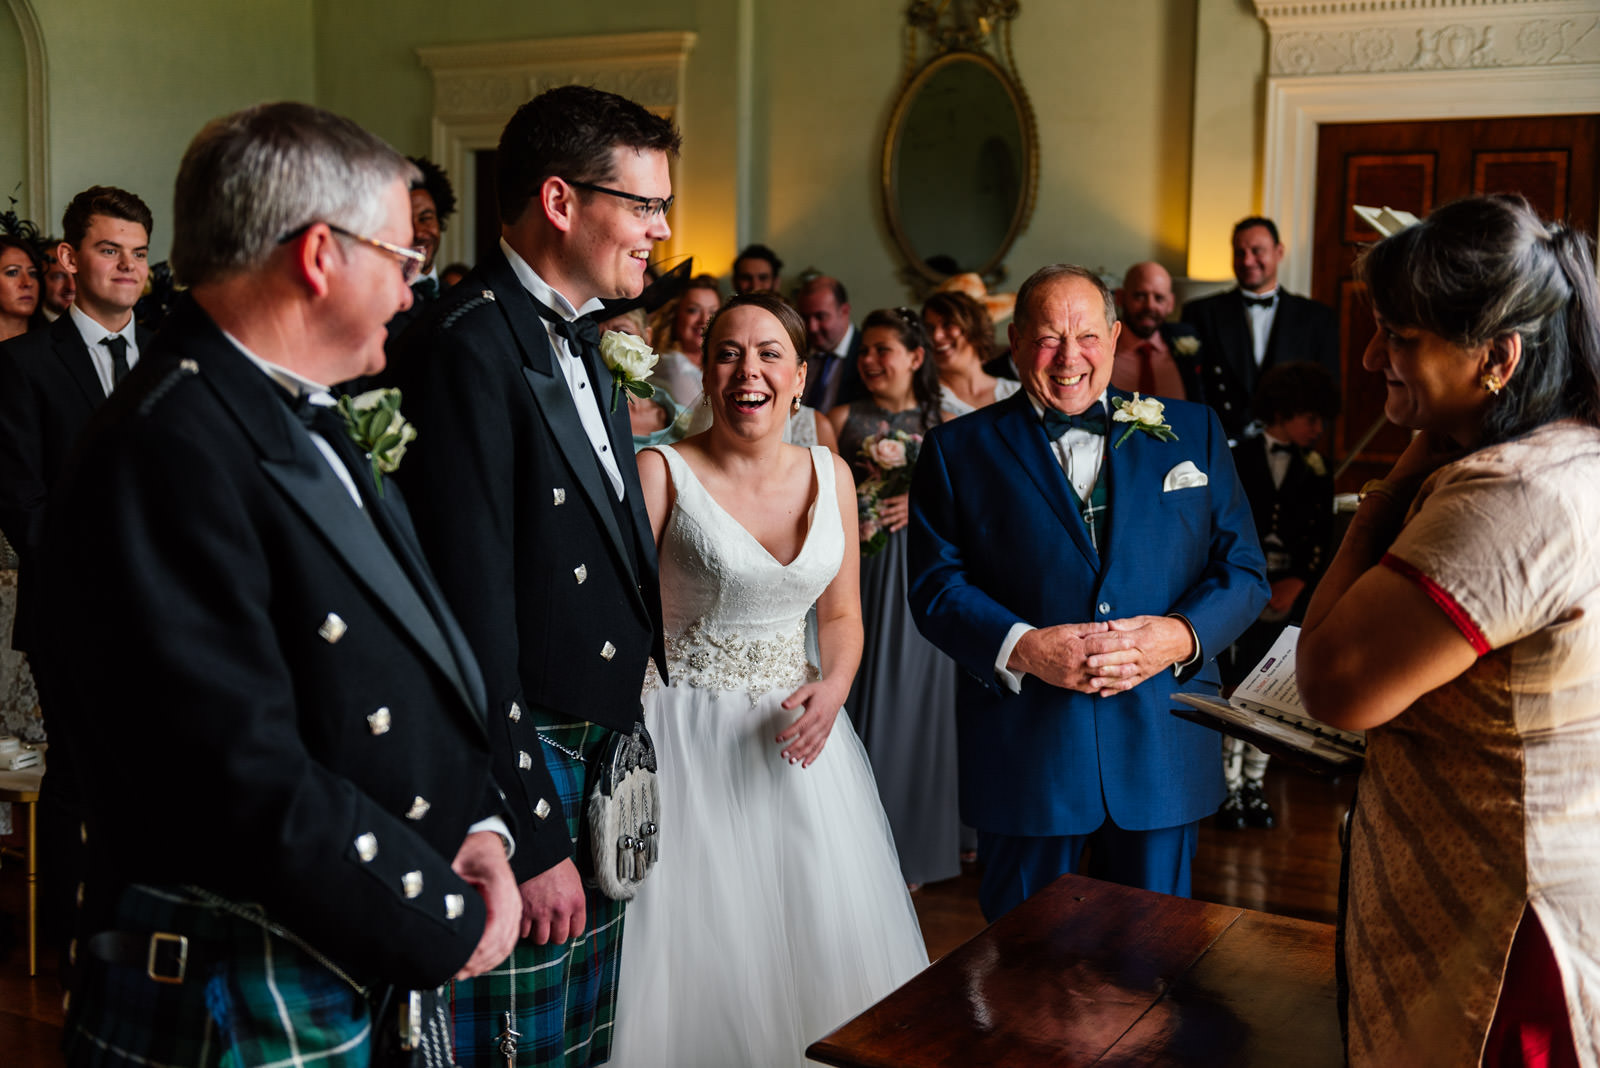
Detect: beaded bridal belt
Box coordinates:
(644, 617, 817, 698)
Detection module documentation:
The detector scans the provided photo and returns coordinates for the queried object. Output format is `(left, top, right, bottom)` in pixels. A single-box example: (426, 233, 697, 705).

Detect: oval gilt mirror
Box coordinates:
(882, 48, 1037, 284)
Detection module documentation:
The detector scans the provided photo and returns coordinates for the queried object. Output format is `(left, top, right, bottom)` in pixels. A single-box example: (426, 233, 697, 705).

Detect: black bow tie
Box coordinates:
(1241, 292, 1277, 309)
(411, 276, 439, 302)
(1269, 441, 1297, 456)
(1041, 406, 1107, 440)
(530, 298, 603, 354)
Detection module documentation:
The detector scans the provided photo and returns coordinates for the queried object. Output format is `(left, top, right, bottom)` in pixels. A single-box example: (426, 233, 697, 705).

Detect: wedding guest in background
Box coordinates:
(908, 264, 1267, 919)
(0, 185, 154, 949)
(0, 236, 41, 342)
(649, 272, 720, 405)
(1217, 361, 1338, 831)
(39, 241, 74, 322)
(407, 155, 455, 300)
(827, 307, 960, 890)
(731, 242, 782, 294)
(1299, 195, 1600, 1066)
(921, 289, 1018, 416)
(797, 274, 866, 410)
(1182, 216, 1338, 443)
(612, 292, 926, 1066)
(1112, 262, 1204, 402)
(440, 261, 471, 289)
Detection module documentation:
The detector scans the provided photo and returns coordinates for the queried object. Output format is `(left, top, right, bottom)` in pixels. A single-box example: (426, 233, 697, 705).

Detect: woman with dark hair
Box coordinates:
(0, 235, 42, 342)
(1299, 196, 1600, 1066)
(614, 292, 926, 1066)
(921, 289, 1017, 416)
(827, 308, 959, 889)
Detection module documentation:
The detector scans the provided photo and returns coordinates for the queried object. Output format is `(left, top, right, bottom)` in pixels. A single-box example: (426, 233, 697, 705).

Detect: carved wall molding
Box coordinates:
(418, 31, 697, 265)
(1248, 0, 1600, 290)
(5, 0, 49, 227)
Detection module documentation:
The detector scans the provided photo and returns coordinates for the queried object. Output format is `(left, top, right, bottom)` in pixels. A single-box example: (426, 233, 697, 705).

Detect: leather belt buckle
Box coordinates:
(146, 932, 188, 984)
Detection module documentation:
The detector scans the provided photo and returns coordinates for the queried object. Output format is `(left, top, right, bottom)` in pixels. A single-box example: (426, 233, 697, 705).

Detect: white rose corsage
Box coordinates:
(598, 330, 659, 413)
(1110, 392, 1178, 448)
(337, 388, 417, 496)
(1305, 450, 1326, 477)
(1173, 335, 1200, 357)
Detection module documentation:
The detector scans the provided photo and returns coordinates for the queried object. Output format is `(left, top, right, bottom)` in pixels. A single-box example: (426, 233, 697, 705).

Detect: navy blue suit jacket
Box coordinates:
(907, 389, 1268, 836)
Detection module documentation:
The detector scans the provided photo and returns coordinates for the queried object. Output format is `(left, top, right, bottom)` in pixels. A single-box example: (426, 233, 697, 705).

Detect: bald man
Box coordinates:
(1111, 262, 1204, 403)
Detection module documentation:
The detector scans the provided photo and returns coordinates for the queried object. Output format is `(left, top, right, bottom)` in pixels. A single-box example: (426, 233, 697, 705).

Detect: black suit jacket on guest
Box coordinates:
(0, 314, 152, 652)
(40, 296, 503, 987)
(385, 247, 667, 882)
(1158, 321, 1208, 406)
(807, 325, 867, 410)
(1180, 289, 1339, 442)
(1231, 435, 1333, 591)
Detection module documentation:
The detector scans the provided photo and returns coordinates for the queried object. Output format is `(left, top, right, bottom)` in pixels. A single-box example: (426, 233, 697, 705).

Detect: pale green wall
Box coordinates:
(1187, 0, 1267, 283)
(1, 5, 26, 218)
(32, 0, 315, 259)
(10, 0, 1271, 298)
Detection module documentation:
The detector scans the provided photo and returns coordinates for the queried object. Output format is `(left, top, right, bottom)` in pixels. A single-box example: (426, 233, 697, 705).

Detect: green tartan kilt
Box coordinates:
(64, 883, 380, 1067)
(450, 716, 627, 1068)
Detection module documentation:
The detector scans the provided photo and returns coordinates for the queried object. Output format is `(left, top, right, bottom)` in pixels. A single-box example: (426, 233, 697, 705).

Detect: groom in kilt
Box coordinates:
(386, 86, 674, 1065)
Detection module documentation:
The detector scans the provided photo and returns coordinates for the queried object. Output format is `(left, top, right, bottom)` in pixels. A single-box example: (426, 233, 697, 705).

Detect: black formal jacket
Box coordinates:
(40, 297, 504, 988)
(1231, 434, 1334, 592)
(385, 247, 667, 882)
(0, 313, 152, 653)
(1158, 321, 1208, 405)
(1180, 288, 1339, 441)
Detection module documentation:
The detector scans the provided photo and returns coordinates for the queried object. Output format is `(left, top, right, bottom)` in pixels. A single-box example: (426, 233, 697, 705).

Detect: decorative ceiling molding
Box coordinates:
(1254, 0, 1599, 75)
(418, 31, 697, 266)
(1250, 0, 1600, 290)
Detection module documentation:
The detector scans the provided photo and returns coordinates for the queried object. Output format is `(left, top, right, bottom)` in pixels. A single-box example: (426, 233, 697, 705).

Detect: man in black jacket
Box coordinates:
(1181, 217, 1339, 443)
(44, 102, 518, 1064)
(386, 85, 675, 1066)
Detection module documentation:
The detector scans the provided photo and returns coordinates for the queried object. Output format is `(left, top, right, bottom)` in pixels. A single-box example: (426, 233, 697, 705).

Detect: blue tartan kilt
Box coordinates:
(64, 883, 380, 1067)
(450, 715, 628, 1068)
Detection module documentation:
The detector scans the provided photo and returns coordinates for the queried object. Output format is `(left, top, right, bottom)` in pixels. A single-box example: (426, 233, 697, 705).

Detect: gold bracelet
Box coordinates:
(1359, 478, 1398, 503)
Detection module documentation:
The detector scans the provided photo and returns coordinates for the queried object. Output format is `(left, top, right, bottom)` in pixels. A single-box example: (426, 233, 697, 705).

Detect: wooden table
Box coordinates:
(808, 873, 1342, 1067)
(0, 755, 46, 978)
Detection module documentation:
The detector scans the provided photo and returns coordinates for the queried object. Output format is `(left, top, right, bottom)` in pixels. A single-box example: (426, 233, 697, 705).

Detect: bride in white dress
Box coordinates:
(610, 293, 928, 1067)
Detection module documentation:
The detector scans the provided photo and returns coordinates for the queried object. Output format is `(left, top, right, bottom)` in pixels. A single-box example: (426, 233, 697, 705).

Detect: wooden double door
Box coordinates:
(1311, 114, 1600, 490)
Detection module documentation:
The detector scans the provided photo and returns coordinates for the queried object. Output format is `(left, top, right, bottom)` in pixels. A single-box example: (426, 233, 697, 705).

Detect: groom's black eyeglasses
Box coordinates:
(565, 179, 675, 220)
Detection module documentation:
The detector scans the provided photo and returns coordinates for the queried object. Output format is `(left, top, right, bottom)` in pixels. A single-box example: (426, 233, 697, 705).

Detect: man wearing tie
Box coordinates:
(386, 85, 675, 1066)
(1181, 217, 1339, 443)
(796, 274, 866, 410)
(1111, 262, 1204, 403)
(908, 264, 1267, 920)
(0, 185, 154, 944)
(42, 102, 518, 1063)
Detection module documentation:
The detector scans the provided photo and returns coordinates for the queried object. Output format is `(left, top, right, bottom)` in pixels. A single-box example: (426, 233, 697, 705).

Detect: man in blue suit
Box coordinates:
(908, 264, 1268, 919)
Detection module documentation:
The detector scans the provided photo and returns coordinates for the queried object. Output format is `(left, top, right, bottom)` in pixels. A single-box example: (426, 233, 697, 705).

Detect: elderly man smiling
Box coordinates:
(907, 263, 1268, 919)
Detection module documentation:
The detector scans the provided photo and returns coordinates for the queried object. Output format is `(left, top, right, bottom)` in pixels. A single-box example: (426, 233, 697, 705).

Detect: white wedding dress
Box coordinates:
(609, 444, 928, 1067)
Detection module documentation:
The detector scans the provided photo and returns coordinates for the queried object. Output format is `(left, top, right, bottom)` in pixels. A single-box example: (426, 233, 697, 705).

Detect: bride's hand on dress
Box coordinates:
(777, 678, 849, 768)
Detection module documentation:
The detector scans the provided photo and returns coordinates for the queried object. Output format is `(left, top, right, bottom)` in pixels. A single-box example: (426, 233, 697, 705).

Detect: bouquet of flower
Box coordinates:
(855, 428, 922, 557)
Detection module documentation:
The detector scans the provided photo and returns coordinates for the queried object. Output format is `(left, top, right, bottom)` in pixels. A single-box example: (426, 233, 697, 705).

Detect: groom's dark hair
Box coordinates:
(496, 84, 682, 226)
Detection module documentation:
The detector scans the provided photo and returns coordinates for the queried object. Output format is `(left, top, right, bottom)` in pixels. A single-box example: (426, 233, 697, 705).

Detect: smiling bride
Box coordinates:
(607, 292, 928, 1066)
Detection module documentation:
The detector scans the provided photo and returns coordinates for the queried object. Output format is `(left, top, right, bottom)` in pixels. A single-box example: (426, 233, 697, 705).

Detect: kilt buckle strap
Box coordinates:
(147, 932, 188, 984)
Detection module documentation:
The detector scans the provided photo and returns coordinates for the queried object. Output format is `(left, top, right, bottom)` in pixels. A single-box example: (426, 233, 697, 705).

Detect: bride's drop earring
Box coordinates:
(791, 396, 802, 414)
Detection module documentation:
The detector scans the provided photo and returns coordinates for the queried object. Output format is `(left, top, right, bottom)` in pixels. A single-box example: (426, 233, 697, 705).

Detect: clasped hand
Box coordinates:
(776, 677, 848, 768)
(1013, 616, 1195, 696)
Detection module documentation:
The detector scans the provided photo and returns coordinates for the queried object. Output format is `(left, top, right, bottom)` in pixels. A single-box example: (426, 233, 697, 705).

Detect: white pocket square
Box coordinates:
(1162, 461, 1209, 492)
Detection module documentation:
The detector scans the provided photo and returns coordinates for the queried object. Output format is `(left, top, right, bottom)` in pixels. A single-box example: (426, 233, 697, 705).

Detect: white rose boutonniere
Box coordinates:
(1305, 450, 1327, 477)
(599, 330, 659, 413)
(1110, 392, 1179, 448)
(1173, 335, 1200, 357)
(337, 388, 417, 497)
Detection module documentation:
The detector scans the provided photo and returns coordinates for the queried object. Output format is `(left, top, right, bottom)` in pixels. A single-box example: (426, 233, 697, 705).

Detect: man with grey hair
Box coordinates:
(42, 101, 518, 1064)
(908, 263, 1267, 919)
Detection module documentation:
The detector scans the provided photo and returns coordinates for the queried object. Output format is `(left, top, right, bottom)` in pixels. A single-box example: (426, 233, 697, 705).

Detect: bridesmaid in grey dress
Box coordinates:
(827, 308, 959, 889)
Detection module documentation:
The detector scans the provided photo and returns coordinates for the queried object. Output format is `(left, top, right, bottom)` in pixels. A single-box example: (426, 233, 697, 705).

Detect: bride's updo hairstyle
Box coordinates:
(1357, 194, 1600, 447)
(704, 291, 807, 362)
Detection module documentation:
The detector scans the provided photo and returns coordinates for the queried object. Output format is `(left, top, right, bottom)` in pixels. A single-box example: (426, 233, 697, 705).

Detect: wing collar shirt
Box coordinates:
(500, 237, 626, 500)
(68, 304, 139, 397)
(1243, 287, 1279, 368)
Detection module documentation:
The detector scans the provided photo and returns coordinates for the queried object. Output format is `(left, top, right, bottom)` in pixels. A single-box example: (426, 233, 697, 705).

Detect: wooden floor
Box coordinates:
(0, 767, 1354, 1063)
